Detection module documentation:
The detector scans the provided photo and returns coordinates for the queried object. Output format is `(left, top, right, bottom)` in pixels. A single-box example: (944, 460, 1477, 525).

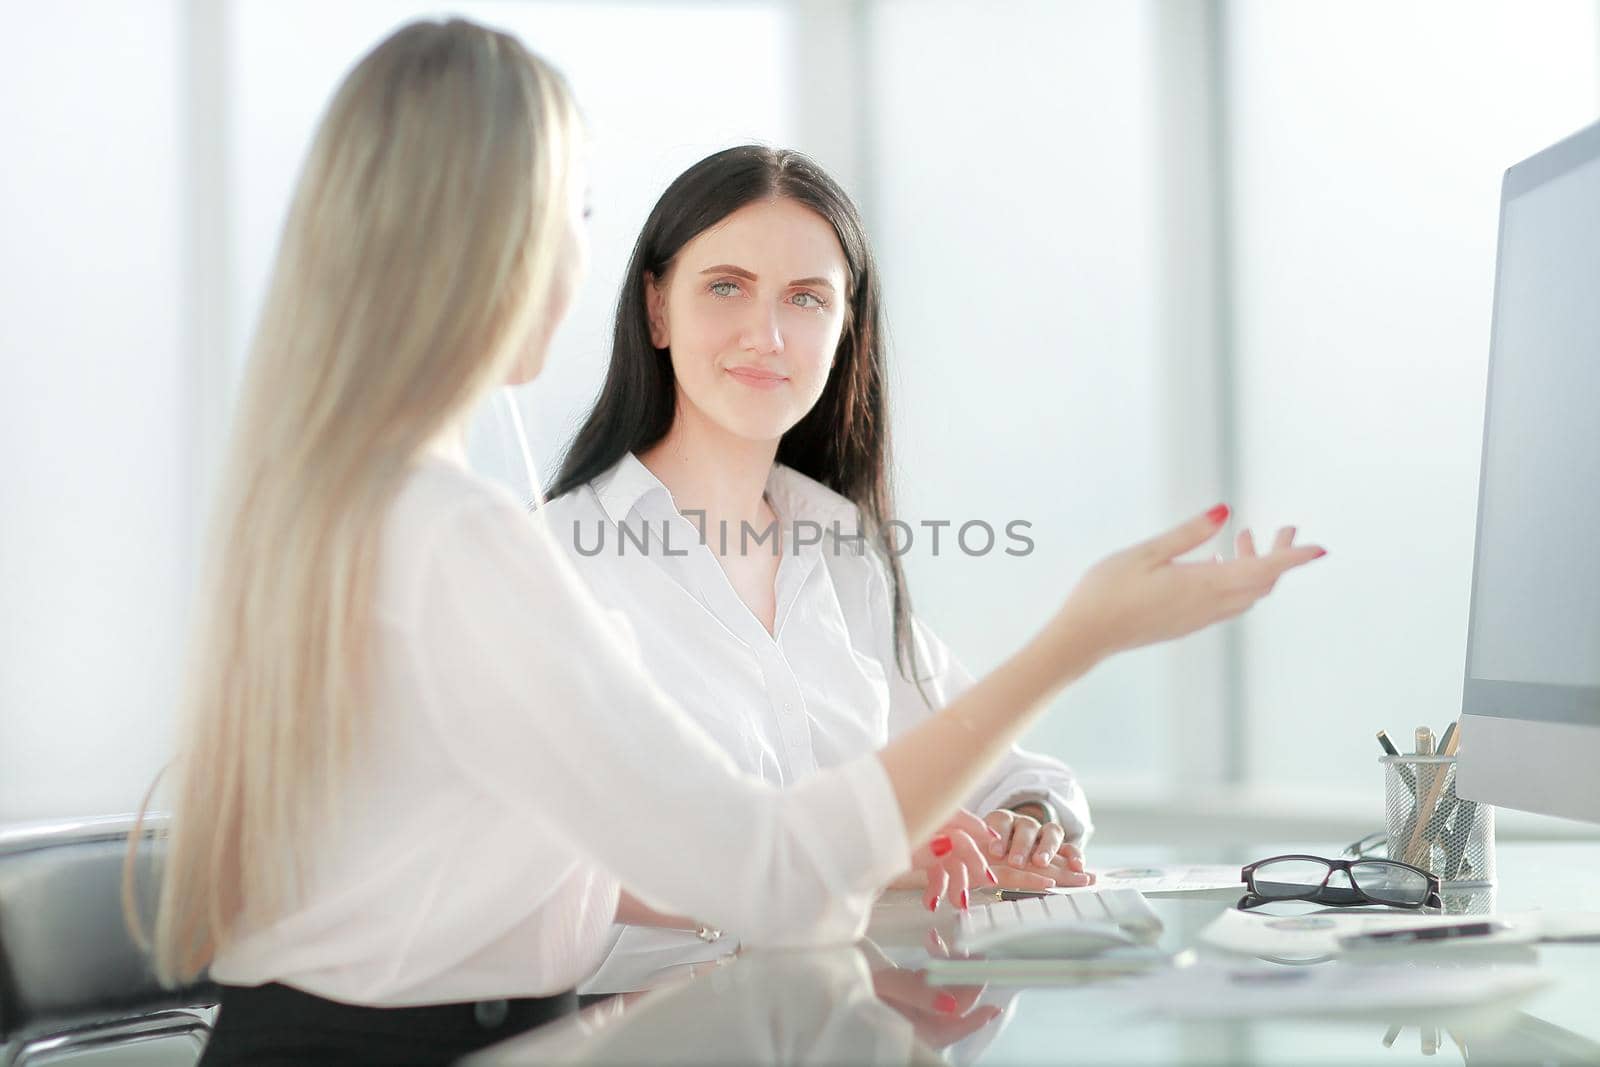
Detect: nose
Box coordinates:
(738, 300, 784, 357)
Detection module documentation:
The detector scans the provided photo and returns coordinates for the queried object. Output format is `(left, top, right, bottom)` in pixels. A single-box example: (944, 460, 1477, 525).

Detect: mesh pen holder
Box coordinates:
(1381, 755, 1495, 889)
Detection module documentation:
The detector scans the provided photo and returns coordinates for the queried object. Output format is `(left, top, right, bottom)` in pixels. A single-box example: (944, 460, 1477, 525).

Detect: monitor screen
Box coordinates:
(1465, 141, 1600, 717)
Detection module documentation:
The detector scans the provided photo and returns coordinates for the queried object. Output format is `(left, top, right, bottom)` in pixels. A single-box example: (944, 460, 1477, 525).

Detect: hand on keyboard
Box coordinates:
(983, 809, 1097, 888)
(889, 809, 1055, 912)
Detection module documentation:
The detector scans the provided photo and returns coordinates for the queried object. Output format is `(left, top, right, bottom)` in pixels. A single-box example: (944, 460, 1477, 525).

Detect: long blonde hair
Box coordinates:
(125, 18, 581, 985)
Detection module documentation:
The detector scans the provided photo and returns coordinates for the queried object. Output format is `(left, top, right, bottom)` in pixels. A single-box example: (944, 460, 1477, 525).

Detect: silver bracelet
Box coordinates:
(694, 924, 722, 943)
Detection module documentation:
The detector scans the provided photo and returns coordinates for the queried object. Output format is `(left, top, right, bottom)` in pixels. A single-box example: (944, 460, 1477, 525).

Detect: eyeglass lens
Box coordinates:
(1251, 858, 1332, 899)
(1349, 861, 1431, 905)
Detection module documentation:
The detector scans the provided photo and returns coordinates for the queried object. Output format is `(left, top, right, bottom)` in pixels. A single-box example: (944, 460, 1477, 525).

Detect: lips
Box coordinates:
(725, 365, 789, 389)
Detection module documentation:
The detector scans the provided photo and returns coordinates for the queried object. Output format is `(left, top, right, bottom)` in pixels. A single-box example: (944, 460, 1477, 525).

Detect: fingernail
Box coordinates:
(960, 890, 969, 910)
(1207, 503, 1230, 524)
(1312, 548, 1327, 559)
(985, 867, 997, 884)
(1070, 856, 1085, 872)
(931, 835, 952, 857)
(934, 992, 958, 1015)
(926, 896, 937, 912)
(990, 841, 1005, 858)
(1011, 853, 1027, 866)
(1034, 853, 1050, 866)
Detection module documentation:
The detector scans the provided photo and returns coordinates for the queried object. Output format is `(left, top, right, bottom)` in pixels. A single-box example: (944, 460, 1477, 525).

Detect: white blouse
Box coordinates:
(541, 454, 1091, 993)
(208, 450, 910, 1006)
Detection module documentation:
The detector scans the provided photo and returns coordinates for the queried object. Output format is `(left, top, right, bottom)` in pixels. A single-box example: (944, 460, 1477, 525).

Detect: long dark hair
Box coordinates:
(549, 145, 923, 687)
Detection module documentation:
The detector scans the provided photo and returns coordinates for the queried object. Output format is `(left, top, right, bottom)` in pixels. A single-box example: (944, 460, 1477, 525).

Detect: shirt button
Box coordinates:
(474, 999, 509, 1029)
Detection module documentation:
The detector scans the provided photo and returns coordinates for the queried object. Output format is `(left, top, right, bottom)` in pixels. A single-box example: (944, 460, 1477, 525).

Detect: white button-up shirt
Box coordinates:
(542, 454, 1091, 993)
(208, 451, 910, 1006)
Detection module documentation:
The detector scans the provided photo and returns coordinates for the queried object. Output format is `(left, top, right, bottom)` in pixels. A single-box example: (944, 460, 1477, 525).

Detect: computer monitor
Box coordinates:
(1455, 120, 1600, 825)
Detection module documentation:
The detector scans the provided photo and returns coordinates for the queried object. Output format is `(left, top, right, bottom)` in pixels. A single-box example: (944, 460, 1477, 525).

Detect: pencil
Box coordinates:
(1404, 724, 1461, 867)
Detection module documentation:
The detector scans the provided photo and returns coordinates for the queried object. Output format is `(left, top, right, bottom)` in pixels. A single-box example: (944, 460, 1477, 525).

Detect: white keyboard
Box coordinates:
(953, 889, 1164, 959)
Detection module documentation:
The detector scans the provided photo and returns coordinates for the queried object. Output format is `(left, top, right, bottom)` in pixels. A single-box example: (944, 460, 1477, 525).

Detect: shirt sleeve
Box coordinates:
(402, 487, 911, 949)
(866, 555, 1094, 846)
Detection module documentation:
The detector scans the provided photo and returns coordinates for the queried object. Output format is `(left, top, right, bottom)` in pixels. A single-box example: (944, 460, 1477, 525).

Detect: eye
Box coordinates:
(709, 281, 742, 298)
(791, 291, 827, 310)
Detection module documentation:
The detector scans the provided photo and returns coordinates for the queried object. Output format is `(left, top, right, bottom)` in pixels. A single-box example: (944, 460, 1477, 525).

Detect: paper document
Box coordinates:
(1057, 865, 1244, 896)
(1532, 910, 1600, 942)
(1199, 908, 1542, 959)
(1132, 960, 1549, 1018)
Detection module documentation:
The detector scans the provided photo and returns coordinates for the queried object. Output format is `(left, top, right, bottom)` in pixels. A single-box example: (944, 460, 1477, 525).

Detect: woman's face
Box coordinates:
(648, 197, 850, 443)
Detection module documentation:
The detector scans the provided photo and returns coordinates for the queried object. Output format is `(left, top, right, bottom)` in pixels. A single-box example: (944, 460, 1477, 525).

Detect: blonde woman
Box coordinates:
(128, 18, 1323, 1064)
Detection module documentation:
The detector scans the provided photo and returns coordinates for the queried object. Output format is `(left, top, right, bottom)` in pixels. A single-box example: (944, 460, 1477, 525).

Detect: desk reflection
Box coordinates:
(465, 945, 996, 1066)
(464, 846, 1600, 1066)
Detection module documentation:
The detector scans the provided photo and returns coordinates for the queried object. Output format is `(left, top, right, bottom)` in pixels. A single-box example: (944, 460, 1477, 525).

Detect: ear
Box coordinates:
(644, 271, 669, 349)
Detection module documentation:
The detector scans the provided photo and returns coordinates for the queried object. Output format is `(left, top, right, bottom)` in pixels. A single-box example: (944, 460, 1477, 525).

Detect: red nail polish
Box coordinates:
(1207, 503, 1230, 524)
(1312, 548, 1327, 559)
(960, 890, 969, 910)
(926, 896, 937, 912)
(930, 835, 953, 857)
(985, 868, 997, 884)
(934, 992, 958, 1015)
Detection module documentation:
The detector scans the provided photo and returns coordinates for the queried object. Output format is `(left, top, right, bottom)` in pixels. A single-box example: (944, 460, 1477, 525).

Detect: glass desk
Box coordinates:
(468, 843, 1600, 1065)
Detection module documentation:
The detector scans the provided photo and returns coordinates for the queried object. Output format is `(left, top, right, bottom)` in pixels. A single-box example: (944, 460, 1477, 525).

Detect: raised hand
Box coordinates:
(1053, 504, 1325, 661)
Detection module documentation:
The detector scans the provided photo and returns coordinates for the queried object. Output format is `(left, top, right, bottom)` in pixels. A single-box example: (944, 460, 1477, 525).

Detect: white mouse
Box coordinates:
(957, 920, 1139, 960)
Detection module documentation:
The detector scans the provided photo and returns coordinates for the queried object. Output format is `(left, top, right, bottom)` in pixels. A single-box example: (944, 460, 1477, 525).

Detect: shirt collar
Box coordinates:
(591, 452, 672, 525)
(589, 453, 861, 532)
(763, 464, 861, 533)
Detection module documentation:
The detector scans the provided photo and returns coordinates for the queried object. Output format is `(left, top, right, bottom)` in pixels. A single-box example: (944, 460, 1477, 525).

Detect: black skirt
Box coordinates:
(198, 981, 577, 1066)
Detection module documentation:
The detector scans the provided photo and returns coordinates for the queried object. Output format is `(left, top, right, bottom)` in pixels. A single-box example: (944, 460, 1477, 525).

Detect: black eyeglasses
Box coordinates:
(1238, 854, 1442, 911)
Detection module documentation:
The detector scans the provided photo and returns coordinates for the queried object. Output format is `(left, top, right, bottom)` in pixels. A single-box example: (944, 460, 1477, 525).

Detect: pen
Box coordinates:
(1437, 721, 1473, 879)
(1380, 729, 1424, 862)
(1419, 721, 1464, 843)
(1407, 726, 1437, 866)
(1445, 799, 1479, 880)
(997, 889, 1053, 901)
(1419, 780, 1459, 847)
(1404, 724, 1461, 867)
(1376, 729, 1416, 790)
(1341, 920, 1507, 947)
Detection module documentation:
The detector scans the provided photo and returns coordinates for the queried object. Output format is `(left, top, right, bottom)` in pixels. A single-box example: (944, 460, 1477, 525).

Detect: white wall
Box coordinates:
(866, 0, 1185, 789)
(0, 1, 188, 819)
(1224, 0, 1600, 800)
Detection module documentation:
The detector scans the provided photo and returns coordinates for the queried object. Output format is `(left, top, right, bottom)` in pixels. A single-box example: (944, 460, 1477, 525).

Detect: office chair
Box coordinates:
(0, 814, 217, 1066)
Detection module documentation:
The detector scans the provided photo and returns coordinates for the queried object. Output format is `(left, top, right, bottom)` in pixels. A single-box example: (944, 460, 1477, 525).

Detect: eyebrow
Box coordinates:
(698, 264, 836, 291)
